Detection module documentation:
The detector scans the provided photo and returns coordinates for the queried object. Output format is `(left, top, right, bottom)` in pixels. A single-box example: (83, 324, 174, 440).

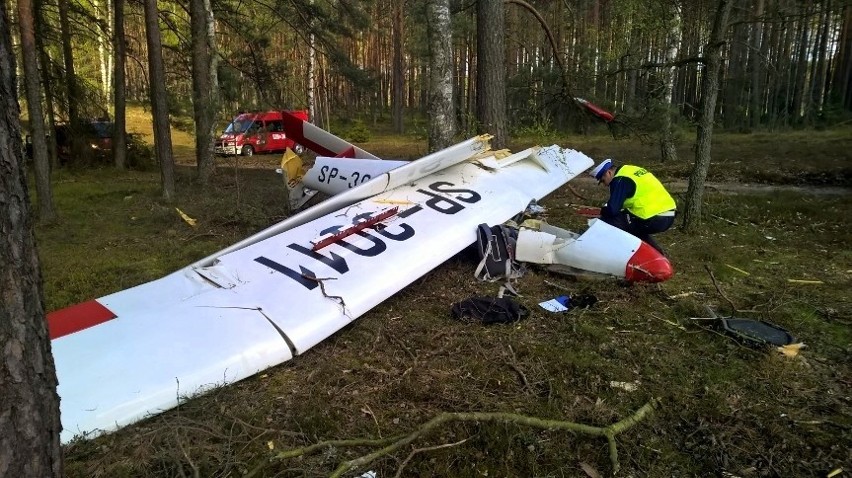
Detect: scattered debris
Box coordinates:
(725, 264, 751, 276)
(175, 208, 197, 227)
(717, 317, 796, 347)
(691, 312, 800, 350)
(651, 314, 686, 331)
(667, 291, 704, 300)
(539, 295, 571, 312)
(609, 381, 640, 392)
(787, 279, 824, 285)
(524, 200, 547, 216)
(580, 461, 602, 478)
(778, 343, 806, 358)
(711, 214, 739, 225)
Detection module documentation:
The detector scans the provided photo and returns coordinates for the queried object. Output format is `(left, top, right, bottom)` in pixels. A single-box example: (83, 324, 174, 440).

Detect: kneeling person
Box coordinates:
(590, 159, 676, 254)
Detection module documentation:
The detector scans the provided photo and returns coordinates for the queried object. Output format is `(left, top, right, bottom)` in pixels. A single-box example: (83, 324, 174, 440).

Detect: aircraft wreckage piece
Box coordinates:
(48, 140, 594, 443)
(516, 220, 673, 282)
(281, 110, 381, 159)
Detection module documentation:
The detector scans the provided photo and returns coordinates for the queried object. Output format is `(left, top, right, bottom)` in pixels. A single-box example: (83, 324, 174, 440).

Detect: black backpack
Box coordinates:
(474, 223, 524, 282)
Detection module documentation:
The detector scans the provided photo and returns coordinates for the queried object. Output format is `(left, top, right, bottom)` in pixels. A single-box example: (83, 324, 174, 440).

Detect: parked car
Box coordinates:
(25, 119, 115, 164)
(215, 110, 308, 157)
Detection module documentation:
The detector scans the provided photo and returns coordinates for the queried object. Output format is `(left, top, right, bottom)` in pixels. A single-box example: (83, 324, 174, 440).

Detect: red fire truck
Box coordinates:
(216, 110, 308, 157)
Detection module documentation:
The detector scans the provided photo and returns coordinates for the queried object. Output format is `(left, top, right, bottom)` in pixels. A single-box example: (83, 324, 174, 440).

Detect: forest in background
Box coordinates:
(7, 0, 852, 137)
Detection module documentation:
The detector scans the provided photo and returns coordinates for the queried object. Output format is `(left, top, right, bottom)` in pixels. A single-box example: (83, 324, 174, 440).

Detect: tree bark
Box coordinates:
(58, 0, 83, 161)
(96, 0, 111, 99)
(748, 0, 767, 128)
(660, 5, 681, 162)
(113, 0, 127, 169)
(426, 0, 455, 151)
(143, 0, 175, 201)
(476, 0, 508, 148)
(307, 2, 316, 125)
(791, 0, 812, 122)
(204, 0, 219, 153)
(809, 0, 831, 121)
(18, 0, 57, 222)
(190, 0, 216, 184)
(392, 0, 405, 134)
(34, 0, 58, 169)
(682, 0, 733, 231)
(832, 5, 852, 110)
(0, 3, 64, 475)
(722, 6, 747, 130)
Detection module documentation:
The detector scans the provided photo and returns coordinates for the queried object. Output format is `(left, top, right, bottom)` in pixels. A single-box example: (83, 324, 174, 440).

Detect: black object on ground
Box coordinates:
(451, 297, 529, 325)
(718, 317, 796, 347)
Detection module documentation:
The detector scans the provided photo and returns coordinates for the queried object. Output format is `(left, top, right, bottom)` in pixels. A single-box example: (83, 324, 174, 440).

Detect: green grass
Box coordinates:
(41, 117, 851, 477)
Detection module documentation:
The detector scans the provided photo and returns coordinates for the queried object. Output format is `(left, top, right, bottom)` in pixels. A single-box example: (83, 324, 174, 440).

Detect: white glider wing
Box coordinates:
(49, 139, 594, 443)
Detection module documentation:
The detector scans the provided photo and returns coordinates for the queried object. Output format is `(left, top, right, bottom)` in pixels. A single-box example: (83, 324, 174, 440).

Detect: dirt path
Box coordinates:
(572, 176, 850, 196)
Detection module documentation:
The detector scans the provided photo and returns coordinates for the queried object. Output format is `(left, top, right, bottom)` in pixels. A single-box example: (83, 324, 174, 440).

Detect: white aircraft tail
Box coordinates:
(282, 111, 381, 159)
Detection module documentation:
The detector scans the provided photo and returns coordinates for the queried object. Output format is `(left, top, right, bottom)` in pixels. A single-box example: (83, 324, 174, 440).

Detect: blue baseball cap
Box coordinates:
(590, 159, 613, 182)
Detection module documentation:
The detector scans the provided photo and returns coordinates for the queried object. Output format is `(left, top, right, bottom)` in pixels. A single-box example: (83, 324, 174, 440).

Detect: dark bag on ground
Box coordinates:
(475, 223, 522, 282)
(451, 296, 529, 325)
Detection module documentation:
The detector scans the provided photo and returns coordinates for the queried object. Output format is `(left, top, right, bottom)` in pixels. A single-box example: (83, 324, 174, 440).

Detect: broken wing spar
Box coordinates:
(48, 139, 593, 443)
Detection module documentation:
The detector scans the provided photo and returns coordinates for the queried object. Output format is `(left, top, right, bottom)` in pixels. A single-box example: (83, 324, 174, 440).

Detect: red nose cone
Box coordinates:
(625, 242, 674, 282)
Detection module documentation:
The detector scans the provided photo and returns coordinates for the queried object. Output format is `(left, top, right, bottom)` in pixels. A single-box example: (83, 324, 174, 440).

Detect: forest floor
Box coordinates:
(39, 113, 851, 477)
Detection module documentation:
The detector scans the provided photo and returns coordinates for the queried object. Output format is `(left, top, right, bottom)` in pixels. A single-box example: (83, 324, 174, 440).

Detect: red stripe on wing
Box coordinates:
(48, 300, 116, 340)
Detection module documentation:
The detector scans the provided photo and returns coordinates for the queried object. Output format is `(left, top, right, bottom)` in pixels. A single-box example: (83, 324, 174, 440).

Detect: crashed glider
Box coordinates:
(48, 133, 589, 443)
(48, 117, 671, 443)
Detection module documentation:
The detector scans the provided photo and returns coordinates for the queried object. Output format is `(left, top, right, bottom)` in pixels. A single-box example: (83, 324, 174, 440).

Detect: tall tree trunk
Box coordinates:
(18, 0, 56, 222)
(96, 0, 110, 99)
(832, 5, 852, 110)
(34, 0, 58, 169)
(143, 0, 175, 201)
(113, 0, 127, 169)
(426, 0, 455, 151)
(190, 0, 216, 184)
(748, 0, 767, 128)
(660, 4, 681, 163)
(58, 0, 82, 161)
(0, 3, 64, 475)
(722, 5, 748, 130)
(791, 0, 812, 122)
(682, 0, 733, 232)
(809, 0, 831, 121)
(204, 0, 218, 154)
(392, 0, 405, 133)
(307, 10, 316, 125)
(476, 0, 508, 148)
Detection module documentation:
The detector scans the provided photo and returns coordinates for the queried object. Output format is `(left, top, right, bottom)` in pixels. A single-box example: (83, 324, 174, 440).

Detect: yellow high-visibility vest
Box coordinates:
(615, 165, 677, 219)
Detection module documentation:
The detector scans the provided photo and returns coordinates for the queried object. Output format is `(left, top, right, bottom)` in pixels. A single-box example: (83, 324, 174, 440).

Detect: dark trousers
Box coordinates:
(600, 211, 674, 254)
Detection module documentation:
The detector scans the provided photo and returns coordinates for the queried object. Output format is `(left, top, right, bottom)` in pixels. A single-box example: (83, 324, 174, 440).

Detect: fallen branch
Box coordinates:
(704, 264, 739, 314)
(710, 214, 739, 226)
(393, 438, 470, 478)
(275, 399, 660, 477)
